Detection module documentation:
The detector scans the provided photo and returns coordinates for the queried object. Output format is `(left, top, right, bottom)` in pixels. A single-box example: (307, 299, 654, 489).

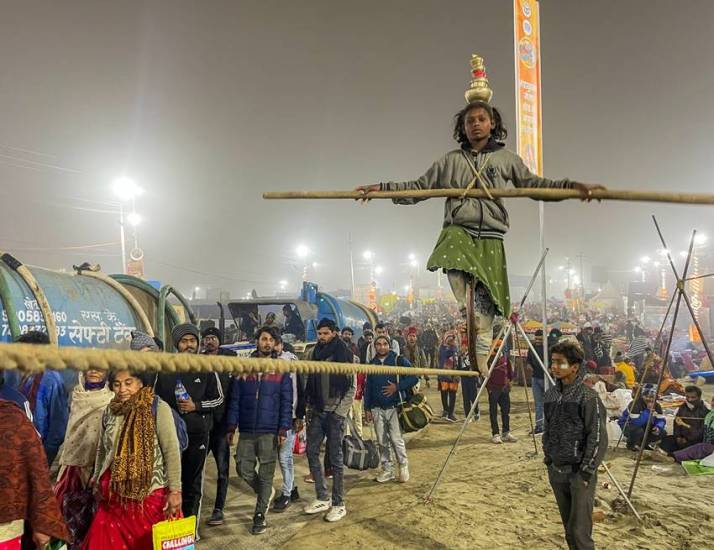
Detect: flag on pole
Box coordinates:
(514, 0, 543, 176)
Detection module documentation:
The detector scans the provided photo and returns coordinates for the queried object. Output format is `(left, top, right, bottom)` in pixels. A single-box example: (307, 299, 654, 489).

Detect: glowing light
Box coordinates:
(362, 250, 374, 261)
(126, 212, 141, 226)
(296, 245, 310, 258)
(112, 177, 143, 201)
(375, 266, 384, 275)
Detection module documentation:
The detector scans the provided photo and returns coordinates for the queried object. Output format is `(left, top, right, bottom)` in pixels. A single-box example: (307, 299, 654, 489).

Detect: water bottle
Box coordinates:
(175, 379, 190, 406)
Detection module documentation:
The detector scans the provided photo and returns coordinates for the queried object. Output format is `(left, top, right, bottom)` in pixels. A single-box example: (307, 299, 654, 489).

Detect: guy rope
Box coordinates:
(0, 342, 481, 379)
(263, 188, 714, 206)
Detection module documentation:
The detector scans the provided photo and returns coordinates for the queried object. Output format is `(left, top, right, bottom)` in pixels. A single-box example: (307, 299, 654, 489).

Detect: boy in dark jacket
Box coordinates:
(154, 323, 225, 520)
(225, 326, 292, 535)
(364, 336, 418, 483)
(543, 340, 607, 550)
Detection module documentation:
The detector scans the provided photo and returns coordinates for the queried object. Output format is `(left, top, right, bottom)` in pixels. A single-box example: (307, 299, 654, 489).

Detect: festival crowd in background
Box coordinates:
(1, 300, 712, 549)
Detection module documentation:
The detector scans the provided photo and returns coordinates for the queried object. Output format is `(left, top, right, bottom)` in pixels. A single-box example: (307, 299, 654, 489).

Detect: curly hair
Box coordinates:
(550, 340, 585, 366)
(453, 101, 508, 149)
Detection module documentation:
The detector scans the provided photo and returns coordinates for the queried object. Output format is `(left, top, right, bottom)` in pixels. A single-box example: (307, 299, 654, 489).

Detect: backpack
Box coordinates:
(342, 416, 380, 471)
(152, 396, 189, 453)
(395, 356, 435, 433)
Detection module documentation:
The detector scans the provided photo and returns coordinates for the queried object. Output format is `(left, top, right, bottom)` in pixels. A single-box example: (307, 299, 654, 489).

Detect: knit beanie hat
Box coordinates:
(130, 330, 159, 352)
(171, 323, 200, 349)
(201, 326, 222, 345)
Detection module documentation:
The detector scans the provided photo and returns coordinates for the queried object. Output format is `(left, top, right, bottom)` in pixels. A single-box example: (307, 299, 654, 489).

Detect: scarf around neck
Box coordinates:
(109, 386, 156, 502)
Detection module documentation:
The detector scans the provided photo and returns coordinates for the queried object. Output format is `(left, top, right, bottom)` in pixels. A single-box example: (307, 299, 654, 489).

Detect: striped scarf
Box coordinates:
(109, 386, 156, 502)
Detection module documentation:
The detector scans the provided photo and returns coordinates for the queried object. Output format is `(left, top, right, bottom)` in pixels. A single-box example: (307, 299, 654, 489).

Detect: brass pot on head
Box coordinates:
(464, 54, 493, 104)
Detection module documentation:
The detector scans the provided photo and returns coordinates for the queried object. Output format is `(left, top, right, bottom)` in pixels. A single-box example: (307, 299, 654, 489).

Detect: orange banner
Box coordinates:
(514, 0, 543, 176)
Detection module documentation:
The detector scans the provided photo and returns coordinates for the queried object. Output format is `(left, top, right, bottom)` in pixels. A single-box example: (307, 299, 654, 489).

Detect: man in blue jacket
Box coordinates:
(364, 335, 418, 484)
(618, 383, 666, 451)
(225, 326, 293, 536)
(16, 331, 69, 465)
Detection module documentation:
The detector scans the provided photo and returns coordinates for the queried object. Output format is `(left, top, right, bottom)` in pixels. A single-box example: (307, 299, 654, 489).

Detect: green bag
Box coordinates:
(395, 357, 435, 433)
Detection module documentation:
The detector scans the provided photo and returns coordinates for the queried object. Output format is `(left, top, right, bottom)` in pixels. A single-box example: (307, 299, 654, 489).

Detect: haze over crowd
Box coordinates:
(1, 0, 713, 299)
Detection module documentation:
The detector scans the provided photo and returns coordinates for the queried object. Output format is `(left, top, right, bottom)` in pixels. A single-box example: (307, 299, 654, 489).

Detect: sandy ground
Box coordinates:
(200, 385, 713, 549)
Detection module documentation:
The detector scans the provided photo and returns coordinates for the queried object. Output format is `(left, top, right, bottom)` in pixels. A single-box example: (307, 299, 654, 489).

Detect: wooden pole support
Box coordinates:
(263, 188, 714, 206)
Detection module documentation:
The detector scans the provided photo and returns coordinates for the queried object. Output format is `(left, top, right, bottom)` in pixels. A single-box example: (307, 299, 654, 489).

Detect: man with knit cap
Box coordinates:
(130, 330, 160, 352)
(201, 326, 238, 527)
(154, 323, 224, 521)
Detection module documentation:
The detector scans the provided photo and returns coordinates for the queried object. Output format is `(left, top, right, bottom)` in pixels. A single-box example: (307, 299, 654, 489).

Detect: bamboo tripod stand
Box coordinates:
(625, 218, 714, 499)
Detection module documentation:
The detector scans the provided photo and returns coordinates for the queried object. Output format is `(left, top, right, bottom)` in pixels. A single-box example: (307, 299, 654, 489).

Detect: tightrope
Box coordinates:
(0, 343, 481, 378)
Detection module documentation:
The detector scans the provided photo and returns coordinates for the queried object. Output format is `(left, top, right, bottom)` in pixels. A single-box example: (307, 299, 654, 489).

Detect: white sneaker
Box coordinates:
(325, 505, 347, 523)
(304, 499, 331, 515)
(502, 432, 518, 443)
(491, 434, 503, 444)
(375, 470, 395, 483)
(398, 464, 410, 483)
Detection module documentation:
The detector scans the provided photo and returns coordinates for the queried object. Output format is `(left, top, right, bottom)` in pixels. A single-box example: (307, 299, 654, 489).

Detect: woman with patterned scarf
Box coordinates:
(83, 370, 182, 550)
(54, 369, 113, 549)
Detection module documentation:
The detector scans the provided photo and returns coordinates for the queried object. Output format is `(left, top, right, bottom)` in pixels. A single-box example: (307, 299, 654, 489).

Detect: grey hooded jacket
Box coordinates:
(380, 140, 574, 239)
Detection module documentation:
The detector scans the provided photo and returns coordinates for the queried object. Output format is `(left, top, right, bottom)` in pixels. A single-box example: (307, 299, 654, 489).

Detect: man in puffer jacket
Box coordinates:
(225, 326, 293, 536)
(543, 340, 607, 550)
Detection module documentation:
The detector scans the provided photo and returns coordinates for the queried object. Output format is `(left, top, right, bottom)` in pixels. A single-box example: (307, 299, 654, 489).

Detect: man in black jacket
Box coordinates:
(299, 318, 355, 523)
(154, 323, 224, 521)
(201, 326, 237, 527)
(543, 340, 607, 550)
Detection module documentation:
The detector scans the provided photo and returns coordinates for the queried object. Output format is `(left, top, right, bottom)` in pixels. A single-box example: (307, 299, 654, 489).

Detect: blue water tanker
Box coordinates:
(0, 253, 193, 350)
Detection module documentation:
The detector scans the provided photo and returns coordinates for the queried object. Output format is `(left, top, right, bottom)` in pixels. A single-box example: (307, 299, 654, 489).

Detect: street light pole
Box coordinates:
(119, 202, 127, 274)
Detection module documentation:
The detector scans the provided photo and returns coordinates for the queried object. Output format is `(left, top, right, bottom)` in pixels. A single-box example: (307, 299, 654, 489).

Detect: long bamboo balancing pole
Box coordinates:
(263, 188, 714, 206)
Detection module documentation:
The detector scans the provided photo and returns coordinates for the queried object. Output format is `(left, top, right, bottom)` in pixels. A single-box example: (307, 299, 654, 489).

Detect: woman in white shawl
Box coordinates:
(54, 368, 113, 548)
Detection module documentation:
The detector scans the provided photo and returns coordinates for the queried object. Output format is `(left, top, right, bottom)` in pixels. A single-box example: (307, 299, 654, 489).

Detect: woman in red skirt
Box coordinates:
(83, 369, 182, 550)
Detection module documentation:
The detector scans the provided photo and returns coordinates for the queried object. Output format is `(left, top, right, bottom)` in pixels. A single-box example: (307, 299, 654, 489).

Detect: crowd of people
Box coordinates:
(0, 302, 711, 550)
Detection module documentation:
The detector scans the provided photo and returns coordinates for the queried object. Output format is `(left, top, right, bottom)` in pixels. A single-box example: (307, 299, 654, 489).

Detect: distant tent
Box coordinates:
(589, 282, 623, 313)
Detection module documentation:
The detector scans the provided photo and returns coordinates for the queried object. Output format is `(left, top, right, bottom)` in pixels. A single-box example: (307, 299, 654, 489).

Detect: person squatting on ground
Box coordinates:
(299, 318, 355, 523)
(200, 326, 238, 528)
(659, 385, 709, 455)
(153, 323, 224, 521)
(543, 340, 608, 550)
(83, 369, 182, 550)
(225, 326, 293, 535)
(273, 336, 304, 512)
(356, 98, 602, 395)
(618, 384, 666, 451)
(364, 335, 418, 483)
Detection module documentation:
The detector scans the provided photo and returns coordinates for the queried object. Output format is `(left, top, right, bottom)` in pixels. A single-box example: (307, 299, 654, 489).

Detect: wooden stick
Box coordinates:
(263, 188, 714, 206)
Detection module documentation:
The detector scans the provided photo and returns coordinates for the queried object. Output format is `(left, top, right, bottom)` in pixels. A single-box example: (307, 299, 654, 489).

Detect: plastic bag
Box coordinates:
(152, 516, 196, 550)
(293, 428, 306, 455)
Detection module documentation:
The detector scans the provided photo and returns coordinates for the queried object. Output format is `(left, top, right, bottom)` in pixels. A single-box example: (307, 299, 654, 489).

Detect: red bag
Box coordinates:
(293, 428, 306, 455)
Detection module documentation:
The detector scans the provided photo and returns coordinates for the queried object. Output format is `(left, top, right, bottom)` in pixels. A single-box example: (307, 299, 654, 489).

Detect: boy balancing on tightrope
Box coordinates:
(356, 57, 604, 378)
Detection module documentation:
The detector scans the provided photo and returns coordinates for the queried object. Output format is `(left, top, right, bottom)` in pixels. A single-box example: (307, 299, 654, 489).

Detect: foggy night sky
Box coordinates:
(1, 0, 712, 299)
